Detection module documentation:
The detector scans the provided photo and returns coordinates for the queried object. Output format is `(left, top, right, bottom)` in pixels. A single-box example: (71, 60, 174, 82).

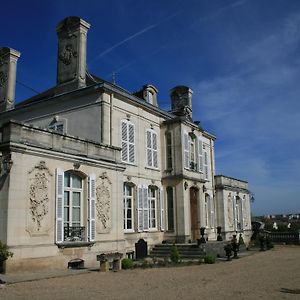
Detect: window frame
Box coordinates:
(146, 129, 158, 169)
(121, 119, 135, 164)
(123, 183, 135, 232)
(148, 186, 157, 230)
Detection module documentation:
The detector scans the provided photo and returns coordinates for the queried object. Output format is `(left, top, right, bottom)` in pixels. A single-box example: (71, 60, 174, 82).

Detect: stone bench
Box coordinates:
(97, 252, 123, 272)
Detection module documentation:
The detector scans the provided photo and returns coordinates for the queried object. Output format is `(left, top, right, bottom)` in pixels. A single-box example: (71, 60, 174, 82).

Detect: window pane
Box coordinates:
(127, 209, 132, 218)
(72, 175, 82, 188)
(64, 173, 70, 187)
(127, 198, 132, 208)
(64, 208, 69, 222)
(127, 220, 132, 229)
(64, 191, 69, 206)
(72, 208, 80, 222)
(73, 192, 81, 206)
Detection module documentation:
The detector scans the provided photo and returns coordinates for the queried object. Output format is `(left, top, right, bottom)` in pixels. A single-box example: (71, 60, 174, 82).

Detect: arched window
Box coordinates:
(56, 169, 96, 244)
(123, 183, 134, 231)
(148, 186, 157, 229)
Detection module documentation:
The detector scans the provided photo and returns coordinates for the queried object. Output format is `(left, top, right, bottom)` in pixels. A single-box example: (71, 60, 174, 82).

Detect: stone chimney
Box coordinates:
(170, 86, 193, 120)
(56, 16, 90, 90)
(0, 47, 21, 112)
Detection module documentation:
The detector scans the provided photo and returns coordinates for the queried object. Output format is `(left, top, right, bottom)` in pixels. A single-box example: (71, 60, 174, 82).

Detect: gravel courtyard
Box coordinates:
(0, 245, 299, 300)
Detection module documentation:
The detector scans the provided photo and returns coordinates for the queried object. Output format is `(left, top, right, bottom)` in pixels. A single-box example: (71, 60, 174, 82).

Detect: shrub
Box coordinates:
(266, 236, 274, 249)
(170, 243, 180, 263)
(0, 241, 13, 261)
(121, 258, 133, 269)
(238, 235, 245, 245)
(204, 255, 216, 264)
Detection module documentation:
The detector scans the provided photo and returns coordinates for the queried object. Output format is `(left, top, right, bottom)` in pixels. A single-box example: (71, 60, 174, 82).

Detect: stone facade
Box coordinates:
(0, 16, 252, 273)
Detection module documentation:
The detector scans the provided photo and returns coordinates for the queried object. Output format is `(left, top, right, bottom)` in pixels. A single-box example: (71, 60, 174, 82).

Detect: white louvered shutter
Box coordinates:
(138, 186, 144, 232)
(198, 139, 203, 172)
(143, 186, 149, 231)
(153, 132, 158, 168)
(89, 174, 96, 241)
(183, 131, 189, 169)
(56, 168, 64, 243)
(128, 123, 135, 163)
(160, 188, 165, 231)
(121, 121, 128, 162)
(204, 150, 209, 179)
(146, 130, 152, 166)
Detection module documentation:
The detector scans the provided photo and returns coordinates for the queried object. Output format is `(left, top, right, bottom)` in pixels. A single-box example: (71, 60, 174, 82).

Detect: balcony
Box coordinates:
(64, 226, 85, 242)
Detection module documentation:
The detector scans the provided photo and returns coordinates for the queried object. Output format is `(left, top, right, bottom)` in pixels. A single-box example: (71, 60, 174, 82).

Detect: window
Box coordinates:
(189, 138, 196, 170)
(64, 172, 82, 231)
(121, 120, 135, 164)
(48, 121, 64, 134)
(147, 91, 154, 104)
(148, 187, 157, 229)
(123, 183, 134, 231)
(183, 131, 197, 171)
(198, 139, 203, 173)
(56, 169, 96, 243)
(146, 129, 158, 168)
(167, 187, 174, 231)
(166, 132, 172, 169)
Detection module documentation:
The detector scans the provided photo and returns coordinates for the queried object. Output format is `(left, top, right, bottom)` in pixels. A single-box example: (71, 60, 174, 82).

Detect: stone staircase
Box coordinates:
(150, 243, 206, 260)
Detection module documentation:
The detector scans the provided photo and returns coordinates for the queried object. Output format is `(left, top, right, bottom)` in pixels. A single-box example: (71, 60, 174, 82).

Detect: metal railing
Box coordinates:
(266, 230, 300, 245)
(64, 226, 85, 242)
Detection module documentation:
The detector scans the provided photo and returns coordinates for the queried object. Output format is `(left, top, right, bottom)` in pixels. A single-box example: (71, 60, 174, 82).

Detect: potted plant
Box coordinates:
(0, 241, 13, 274)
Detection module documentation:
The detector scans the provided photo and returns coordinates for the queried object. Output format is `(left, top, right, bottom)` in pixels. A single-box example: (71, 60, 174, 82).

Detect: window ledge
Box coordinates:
(124, 230, 135, 234)
(56, 241, 95, 249)
(145, 166, 160, 171)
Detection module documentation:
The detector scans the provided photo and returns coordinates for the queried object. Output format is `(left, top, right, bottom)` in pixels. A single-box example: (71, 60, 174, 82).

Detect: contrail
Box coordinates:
(90, 12, 180, 64)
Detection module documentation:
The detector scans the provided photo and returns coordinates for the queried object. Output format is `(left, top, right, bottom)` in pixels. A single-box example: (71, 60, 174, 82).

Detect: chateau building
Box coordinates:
(0, 17, 252, 272)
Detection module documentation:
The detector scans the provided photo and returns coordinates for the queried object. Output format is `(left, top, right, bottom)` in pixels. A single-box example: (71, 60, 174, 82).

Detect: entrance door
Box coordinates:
(190, 188, 199, 240)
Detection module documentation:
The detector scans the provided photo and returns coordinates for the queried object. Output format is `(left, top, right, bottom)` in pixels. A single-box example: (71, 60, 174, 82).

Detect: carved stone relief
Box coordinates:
(243, 195, 249, 228)
(27, 161, 53, 235)
(59, 43, 77, 66)
(227, 193, 234, 229)
(95, 172, 112, 233)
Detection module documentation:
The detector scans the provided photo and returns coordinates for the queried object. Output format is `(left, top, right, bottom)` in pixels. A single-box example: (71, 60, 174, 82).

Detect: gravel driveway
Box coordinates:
(0, 245, 299, 300)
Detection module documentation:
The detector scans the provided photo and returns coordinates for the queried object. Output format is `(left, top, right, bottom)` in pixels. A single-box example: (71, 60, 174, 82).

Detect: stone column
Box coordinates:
(0, 47, 21, 112)
(56, 16, 90, 90)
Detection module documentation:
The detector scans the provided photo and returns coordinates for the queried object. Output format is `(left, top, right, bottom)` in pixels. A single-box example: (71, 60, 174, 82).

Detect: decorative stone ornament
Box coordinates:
(27, 161, 53, 235)
(96, 172, 112, 233)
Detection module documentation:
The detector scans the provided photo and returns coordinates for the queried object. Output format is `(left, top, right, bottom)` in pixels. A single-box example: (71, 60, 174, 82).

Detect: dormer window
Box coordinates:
(147, 91, 154, 104)
(49, 122, 64, 134)
(48, 117, 65, 134)
(133, 84, 158, 106)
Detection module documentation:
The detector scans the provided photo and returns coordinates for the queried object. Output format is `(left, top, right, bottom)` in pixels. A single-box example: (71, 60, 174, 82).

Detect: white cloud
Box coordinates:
(193, 11, 300, 214)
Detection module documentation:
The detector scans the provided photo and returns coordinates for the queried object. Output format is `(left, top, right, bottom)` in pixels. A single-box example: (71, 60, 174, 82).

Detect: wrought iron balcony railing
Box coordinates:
(64, 226, 85, 242)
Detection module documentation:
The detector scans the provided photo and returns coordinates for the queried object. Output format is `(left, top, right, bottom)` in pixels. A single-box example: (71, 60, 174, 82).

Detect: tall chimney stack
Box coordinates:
(56, 16, 90, 90)
(0, 47, 21, 112)
(170, 85, 193, 120)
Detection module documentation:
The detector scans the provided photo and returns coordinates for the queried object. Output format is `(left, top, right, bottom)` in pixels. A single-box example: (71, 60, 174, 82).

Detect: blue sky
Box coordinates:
(1, 0, 300, 215)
